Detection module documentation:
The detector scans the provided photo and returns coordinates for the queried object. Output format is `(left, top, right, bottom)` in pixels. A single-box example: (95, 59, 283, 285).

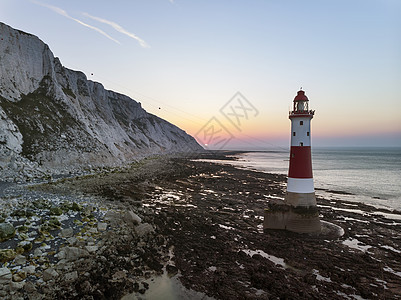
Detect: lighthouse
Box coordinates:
(286, 90, 316, 207)
(264, 90, 321, 233)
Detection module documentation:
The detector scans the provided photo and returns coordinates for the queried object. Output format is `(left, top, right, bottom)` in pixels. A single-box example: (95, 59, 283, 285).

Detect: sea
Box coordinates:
(219, 147, 401, 211)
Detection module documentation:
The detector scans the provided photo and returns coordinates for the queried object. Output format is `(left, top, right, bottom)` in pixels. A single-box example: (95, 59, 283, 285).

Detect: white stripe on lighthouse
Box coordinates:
(287, 177, 315, 193)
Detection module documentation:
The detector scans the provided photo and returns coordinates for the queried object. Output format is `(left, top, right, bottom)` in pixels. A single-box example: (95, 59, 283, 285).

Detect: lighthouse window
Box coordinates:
(300, 121, 303, 125)
(293, 132, 296, 136)
(307, 132, 310, 136)
(300, 142, 303, 146)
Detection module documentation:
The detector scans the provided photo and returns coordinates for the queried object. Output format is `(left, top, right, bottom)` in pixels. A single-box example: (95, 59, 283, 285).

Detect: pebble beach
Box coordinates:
(0, 153, 400, 299)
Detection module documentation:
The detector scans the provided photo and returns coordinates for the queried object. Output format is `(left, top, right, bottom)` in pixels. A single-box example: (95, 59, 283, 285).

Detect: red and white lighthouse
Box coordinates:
(264, 89, 320, 233)
(286, 90, 316, 207)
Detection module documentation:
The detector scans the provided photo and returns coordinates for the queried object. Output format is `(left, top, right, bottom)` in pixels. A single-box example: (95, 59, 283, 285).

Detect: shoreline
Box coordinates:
(196, 150, 401, 212)
(0, 153, 400, 299)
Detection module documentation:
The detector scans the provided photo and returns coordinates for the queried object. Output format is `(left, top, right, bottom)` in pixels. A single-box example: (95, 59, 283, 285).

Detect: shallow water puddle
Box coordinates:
(342, 238, 372, 252)
(121, 273, 214, 300)
(384, 266, 401, 278)
(380, 245, 401, 254)
(241, 249, 288, 269)
(263, 194, 284, 200)
(219, 224, 235, 230)
(313, 269, 332, 282)
(340, 216, 370, 224)
(372, 211, 401, 220)
(122, 247, 214, 300)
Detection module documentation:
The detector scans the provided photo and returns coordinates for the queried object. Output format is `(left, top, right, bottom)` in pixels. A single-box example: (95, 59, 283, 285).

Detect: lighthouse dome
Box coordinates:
(294, 90, 308, 102)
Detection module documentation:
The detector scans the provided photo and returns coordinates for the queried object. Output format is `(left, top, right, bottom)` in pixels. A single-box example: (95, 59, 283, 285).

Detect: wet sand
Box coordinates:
(3, 152, 401, 299)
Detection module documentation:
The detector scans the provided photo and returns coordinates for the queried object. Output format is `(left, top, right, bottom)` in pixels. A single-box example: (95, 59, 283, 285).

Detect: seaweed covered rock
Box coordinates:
(0, 223, 15, 242)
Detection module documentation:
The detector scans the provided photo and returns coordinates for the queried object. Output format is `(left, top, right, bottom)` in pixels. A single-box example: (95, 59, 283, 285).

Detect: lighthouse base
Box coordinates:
(285, 191, 317, 207)
(263, 200, 321, 234)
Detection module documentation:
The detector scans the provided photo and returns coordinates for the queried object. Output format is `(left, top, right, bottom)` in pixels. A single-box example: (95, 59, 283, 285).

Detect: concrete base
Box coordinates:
(285, 191, 317, 207)
(263, 200, 321, 234)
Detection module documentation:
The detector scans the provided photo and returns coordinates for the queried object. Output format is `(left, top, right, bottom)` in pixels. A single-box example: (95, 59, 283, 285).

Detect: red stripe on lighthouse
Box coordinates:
(288, 146, 313, 178)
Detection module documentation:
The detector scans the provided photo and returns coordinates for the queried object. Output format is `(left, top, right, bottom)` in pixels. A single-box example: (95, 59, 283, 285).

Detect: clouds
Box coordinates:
(83, 13, 149, 48)
(31, 1, 149, 48)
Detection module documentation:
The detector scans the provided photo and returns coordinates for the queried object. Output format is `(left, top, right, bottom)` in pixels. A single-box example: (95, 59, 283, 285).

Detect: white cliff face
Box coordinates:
(0, 22, 202, 181)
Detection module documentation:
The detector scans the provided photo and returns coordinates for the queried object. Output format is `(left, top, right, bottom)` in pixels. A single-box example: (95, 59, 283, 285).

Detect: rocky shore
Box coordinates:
(0, 153, 400, 299)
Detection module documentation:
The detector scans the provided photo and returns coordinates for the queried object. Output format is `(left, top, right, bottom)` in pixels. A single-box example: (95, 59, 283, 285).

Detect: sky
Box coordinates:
(1, 0, 400, 149)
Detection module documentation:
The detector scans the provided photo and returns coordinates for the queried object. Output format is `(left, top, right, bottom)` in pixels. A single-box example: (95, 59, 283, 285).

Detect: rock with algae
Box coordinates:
(0, 223, 15, 242)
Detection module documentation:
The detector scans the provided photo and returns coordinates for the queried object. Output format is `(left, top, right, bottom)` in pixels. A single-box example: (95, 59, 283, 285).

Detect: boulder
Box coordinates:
(0, 223, 15, 242)
(49, 206, 63, 216)
(33, 248, 43, 257)
(112, 270, 127, 280)
(10, 280, 25, 291)
(135, 223, 154, 237)
(12, 271, 26, 282)
(71, 202, 82, 211)
(67, 237, 78, 245)
(14, 254, 26, 265)
(104, 211, 121, 225)
(0, 267, 12, 285)
(64, 271, 78, 282)
(62, 246, 89, 261)
(123, 211, 142, 226)
(23, 281, 36, 293)
(22, 265, 36, 274)
(43, 268, 59, 282)
(0, 249, 17, 263)
(85, 246, 98, 253)
(59, 228, 74, 238)
(16, 240, 32, 253)
(97, 222, 108, 231)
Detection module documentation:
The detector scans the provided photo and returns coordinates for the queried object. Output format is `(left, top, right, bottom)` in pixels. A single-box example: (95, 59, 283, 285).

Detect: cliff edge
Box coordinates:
(0, 22, 202, 181)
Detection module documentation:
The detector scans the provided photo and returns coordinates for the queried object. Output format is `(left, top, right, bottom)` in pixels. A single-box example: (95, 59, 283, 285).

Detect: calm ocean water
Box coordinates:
(228, 148, 401, 210)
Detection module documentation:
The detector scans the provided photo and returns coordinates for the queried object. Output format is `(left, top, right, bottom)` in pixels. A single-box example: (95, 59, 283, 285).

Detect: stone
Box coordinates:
(88, 227, 98, 234)
(0, 223, 15, 242)
(14, 254, 26, 265)
(0, 267, 12, 284)
(112, 270, 126, 280)
(16, 240, 32, 253)
(71, 202, 82, 211)
(104, 211, 121, 224)
(26, 291, 44, 300)
(64, 271, 78, 282)
(49, 206, 63, 216)
(48, 217, 61, 229)
(97, 222, 107, 231)
(135, 223, 154, 237)
(43, 268, 59, 282)
(12, 271, 26, 282)
(32, 199, 50, 210)
(0, 249, 17, 263)
(63, 246, 89, 261)
(10, 280, 25, 291)
(24, 281, 36, 293)
(22, 265, 36, 274)
(67, 237, 77, 245)
(166, 264, 179, 276)
(34, 248, 43, 257)
(85, 246, 98, 253)
(59, 228, 74, 238)
(123, 211, 142, 226)
(79, 280, 92, 294)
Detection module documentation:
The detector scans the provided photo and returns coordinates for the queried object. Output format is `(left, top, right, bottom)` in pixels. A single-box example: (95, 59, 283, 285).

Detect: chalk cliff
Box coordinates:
(0, 22, 202, 181)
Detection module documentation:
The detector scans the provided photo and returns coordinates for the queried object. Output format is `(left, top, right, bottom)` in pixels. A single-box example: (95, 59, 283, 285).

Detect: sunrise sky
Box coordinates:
(1, 0, 400, 149)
